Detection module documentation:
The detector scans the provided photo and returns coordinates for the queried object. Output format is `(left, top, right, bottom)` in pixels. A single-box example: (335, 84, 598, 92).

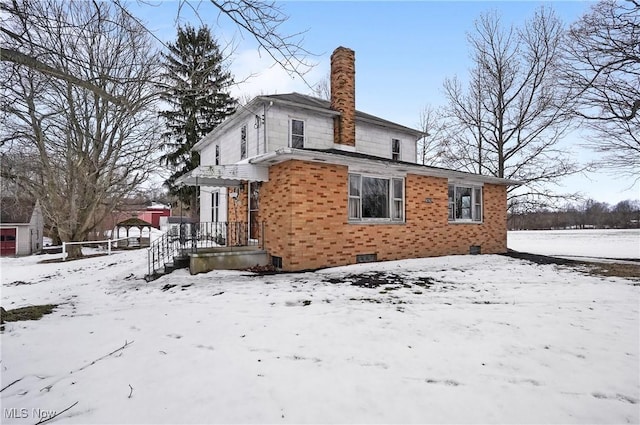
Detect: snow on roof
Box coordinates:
(148, 202, 170, 210)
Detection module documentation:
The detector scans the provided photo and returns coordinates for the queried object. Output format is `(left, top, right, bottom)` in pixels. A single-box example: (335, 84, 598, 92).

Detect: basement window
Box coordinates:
(356, 253, 377, 263)
(448, 184, 482, 222)
(349, 174, 404, 222)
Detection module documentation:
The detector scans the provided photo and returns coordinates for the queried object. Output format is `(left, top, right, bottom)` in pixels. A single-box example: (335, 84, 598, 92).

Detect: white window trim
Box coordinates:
(392, 138, 401, 161)
(448, 183, 483, 223)
(289, 118, 305, 149)
(212, 191, 220, 222)
(348, 173, 405, 223)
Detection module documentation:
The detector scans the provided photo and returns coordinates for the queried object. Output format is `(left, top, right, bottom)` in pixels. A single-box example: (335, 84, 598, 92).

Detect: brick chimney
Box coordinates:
(330, 47, 356, 147)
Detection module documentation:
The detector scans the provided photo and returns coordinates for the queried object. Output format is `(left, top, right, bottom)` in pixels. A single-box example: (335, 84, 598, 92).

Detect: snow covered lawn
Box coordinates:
(509, 229, 640, 260)
(1, 248, 638, 424)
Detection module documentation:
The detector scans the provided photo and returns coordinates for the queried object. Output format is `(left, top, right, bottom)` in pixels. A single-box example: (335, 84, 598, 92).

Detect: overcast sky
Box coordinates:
(134, 1, 639, 205)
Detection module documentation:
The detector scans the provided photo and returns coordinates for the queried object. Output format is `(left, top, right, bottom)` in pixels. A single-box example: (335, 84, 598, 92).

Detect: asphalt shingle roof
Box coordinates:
(260, 93, 423, 137)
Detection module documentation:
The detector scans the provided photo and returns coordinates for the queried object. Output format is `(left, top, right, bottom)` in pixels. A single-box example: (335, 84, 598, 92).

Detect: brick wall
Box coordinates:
(227, 187, 247, 224)
(260, 159, 508, 271)
(330, 47, 356, 147)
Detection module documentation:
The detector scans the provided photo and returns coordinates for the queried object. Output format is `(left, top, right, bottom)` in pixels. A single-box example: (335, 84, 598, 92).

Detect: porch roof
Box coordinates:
(176, 163, 269, 187)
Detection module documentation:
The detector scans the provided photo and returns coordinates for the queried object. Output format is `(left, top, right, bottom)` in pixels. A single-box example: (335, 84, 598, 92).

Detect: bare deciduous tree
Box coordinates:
(416, 105, 447, 166)
(0, 0, 313, 105)
(311, 72, 330, 100)
(440, 8, 580, 209)
(204, 0, 314, 77)
(562, 0, 640, 181)
(0, 1, 161, 258)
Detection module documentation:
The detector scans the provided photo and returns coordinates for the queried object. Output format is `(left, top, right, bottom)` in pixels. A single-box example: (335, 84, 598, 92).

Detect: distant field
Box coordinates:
(508, 229, 640, 260)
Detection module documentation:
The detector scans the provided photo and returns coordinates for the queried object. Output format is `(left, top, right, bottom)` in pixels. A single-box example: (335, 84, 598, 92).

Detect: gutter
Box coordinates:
(250, 148, 522, 186)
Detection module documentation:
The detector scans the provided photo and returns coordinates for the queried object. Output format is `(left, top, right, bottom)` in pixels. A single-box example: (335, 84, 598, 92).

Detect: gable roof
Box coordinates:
(194, 92, 424, 151)
(0, 197, 36, 224)
(260, 93, 424, 137)
(116, 217, 154, 228)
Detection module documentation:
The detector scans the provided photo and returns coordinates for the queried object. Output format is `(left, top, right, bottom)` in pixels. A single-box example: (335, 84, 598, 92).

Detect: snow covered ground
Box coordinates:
(1, 233, 639, 424)
(509, 228, 640, 260)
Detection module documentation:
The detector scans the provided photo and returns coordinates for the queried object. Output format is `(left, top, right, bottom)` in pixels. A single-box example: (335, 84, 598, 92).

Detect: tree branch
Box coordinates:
(1, 47, 125, 107)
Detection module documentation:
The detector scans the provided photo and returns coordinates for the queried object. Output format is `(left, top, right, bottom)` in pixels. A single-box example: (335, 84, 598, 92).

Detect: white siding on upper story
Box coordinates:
(266, 105, 334, 152)
(200, 104, 268, 166)
(198, 100, 419, 168)
(355, 121, 418, 163)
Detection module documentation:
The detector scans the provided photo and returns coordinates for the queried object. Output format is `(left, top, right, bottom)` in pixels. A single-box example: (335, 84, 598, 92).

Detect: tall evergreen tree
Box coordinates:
(159, 25, 236, 217)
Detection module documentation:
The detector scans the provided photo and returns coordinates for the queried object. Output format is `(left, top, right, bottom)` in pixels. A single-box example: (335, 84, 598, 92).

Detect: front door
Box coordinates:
(249, 182, 260, 241)
(0, 228, 17, 256)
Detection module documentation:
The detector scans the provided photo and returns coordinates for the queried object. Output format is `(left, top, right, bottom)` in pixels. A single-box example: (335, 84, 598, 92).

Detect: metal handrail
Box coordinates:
(146, 221, 264, 278)
(147, 230, 182, 278)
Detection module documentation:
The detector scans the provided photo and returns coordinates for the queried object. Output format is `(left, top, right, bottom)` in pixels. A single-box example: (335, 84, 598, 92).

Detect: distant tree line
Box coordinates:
(508, 199, 640, 230)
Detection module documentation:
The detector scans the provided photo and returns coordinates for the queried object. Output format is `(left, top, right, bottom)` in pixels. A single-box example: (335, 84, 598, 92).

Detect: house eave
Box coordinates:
(257, 95, 341, 117)
(355, 116, 424, 139)
(249, 148, 521, 186)
(175, 163, 270, 187)
(193, 97, 265, 152)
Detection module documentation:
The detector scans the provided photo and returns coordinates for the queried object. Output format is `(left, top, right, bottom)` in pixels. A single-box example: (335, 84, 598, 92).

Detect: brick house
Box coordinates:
(177, 47, 518, 271)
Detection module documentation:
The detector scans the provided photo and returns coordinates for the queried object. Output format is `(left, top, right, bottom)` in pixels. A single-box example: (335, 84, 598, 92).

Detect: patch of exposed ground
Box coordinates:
(1, 304, 58, 327)
(585, 263, 640, 281)
(325, 272, 439, 289)
(504, 250, 640, 282)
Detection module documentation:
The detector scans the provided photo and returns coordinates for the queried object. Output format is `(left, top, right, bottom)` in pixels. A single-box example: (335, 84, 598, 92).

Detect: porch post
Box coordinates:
(247, 181, 251, 245)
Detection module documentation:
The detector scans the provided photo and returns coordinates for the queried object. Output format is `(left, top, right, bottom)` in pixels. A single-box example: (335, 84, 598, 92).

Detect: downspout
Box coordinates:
(263, 102, 268, 153)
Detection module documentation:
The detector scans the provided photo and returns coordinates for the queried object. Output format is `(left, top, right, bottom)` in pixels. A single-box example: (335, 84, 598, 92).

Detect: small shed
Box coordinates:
(0, 198, 44, 256)
(137, 202, 171, 229)
(114, 217, 153, 248)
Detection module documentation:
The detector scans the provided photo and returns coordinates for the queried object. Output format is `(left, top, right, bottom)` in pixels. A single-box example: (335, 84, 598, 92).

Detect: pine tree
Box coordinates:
(159, 25, 236, 218)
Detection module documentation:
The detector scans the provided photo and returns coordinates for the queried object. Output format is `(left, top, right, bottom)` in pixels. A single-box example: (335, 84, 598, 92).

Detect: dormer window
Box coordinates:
(291, 119, 304, 148)
(392, 139, 400, 160)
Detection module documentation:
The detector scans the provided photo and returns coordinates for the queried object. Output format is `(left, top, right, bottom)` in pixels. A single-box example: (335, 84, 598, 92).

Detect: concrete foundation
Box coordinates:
(189, 246, 269, 274)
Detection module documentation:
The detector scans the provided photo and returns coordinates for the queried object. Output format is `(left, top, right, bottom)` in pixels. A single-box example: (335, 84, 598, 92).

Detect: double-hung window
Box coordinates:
(448, 184, 482, 222)
(349, 173, 404, 222)
(211, 191, 220, 222)
(240, 124, 247, 159)
(291, 119, 304, 148)
(392, 139, 401, 161)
